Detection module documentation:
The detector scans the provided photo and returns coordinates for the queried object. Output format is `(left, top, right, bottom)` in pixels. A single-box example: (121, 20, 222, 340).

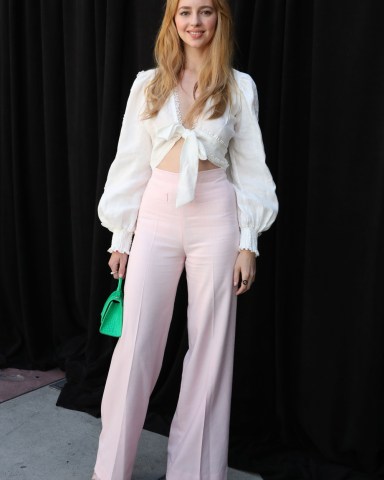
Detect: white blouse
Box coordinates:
(98, 68, 278, 256)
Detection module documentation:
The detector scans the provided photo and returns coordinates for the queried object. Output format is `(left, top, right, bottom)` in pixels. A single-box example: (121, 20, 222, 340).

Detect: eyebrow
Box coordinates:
(178, 5, 214, 10)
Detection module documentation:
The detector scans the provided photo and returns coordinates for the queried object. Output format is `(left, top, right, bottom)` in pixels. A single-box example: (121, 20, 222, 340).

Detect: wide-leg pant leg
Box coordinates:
(93, 178, 185, 480)
(166, 172, 240, 480)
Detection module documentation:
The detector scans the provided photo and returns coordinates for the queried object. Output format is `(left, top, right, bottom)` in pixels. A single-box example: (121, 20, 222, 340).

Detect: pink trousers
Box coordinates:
(93, 168, 240, 480)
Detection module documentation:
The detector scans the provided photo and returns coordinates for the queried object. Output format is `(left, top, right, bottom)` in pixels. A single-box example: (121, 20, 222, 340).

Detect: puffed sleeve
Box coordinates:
(97, 69, 154, 254)
(228, 71, 278, 256)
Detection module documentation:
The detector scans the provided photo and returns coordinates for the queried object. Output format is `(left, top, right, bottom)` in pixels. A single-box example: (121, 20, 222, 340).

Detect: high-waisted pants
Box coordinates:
(93, 168, 240, 480)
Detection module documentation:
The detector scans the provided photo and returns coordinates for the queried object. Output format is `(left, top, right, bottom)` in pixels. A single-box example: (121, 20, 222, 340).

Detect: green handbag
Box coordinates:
(99, 277, 124, 337)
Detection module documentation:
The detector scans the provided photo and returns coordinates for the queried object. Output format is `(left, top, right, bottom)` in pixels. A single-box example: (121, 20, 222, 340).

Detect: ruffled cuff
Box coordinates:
(239, 227, 260, 256)
(107, 230, 134, 254)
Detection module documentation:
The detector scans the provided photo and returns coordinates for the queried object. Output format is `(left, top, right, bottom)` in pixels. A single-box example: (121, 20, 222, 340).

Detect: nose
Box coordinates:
(190, 13, 201, 26)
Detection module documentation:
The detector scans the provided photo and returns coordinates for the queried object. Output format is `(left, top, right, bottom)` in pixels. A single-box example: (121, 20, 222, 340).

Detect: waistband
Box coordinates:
(152, 167, 227, 185)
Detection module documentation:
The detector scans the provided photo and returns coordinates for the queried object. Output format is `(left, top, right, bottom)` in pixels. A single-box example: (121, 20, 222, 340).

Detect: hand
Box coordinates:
(233, 250, 256, 295)
(108, 251, 128, 279)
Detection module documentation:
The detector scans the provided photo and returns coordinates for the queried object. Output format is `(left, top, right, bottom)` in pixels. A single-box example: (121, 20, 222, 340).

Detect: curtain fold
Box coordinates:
(1, 1, 383, 478)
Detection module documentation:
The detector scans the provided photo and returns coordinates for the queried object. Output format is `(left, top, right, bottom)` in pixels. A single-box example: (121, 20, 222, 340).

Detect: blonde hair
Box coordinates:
(144, 0, 234, 127)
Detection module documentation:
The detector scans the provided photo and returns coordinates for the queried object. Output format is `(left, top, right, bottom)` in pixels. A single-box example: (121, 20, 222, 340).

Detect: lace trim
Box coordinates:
(204, 129, 226, 146)
(173, 88, 197, 129)
(173, 88, 182, 123)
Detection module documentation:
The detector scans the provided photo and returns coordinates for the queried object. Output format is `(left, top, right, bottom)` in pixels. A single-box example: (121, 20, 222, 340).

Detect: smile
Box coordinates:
(188, 31, 204, 38)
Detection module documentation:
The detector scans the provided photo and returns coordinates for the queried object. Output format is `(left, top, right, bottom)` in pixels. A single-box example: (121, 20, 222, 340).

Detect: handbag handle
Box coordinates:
(116, 277, 123, 292)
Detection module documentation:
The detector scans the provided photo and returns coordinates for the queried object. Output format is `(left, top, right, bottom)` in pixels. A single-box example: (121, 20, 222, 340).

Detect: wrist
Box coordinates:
(239, 249, 256, 257)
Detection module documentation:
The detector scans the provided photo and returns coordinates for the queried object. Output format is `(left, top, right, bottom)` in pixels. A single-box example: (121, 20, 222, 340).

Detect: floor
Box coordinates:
(0, 367, 65, 403)
(0, 368, 263, 480)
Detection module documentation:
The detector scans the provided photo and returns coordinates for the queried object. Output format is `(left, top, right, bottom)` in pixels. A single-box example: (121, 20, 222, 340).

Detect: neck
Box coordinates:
(183, 46, 207, 73)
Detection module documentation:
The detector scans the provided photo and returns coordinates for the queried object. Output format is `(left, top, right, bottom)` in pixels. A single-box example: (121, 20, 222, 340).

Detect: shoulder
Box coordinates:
(135, 68, 157, 82)
(232, 68, 254, 84)
(231, 68, 259, 115)
(131, 68, 157, 92)
(232, 69, 258, 98)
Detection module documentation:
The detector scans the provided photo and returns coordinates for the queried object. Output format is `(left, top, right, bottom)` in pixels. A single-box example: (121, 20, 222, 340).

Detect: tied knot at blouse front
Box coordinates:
(98, 68, 278, 256)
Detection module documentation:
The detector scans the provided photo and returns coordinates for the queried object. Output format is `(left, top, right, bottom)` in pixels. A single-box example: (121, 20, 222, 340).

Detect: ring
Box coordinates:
(110, 271, 117, 275)
(242, 280, 248, 286)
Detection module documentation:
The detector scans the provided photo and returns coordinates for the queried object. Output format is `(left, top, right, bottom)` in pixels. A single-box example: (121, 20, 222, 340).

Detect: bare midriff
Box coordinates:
(157, 138, 219, 173)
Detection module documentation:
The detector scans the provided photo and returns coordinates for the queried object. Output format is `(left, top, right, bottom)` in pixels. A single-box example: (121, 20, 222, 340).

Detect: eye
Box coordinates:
(179, 11, 189, 16)
(201, 9, 213, 16)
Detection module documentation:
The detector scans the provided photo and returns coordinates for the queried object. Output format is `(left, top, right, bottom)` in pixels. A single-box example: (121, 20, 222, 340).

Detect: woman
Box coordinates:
(92, 0, 278, 479)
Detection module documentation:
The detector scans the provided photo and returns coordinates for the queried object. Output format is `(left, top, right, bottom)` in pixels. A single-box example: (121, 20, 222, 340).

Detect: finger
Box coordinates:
(108, 258, 119, 272)
(235, 276, 246, 294)
(236, 284, 247, 295)
(109, 267, 119, 278)
(118, 254, 129, 278)
(108, 261, 120, 278)
(237, 275, 253, 295)
(117, 260, 125, 278)
(233, 266, 240, 288)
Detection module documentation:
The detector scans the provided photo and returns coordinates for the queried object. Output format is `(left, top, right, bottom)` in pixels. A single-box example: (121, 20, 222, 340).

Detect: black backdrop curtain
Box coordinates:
(1, 1, 383, 479)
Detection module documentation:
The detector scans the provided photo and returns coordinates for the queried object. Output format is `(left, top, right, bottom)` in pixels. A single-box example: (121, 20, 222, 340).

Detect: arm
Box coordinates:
(228, 71, 278, 257)
(228, 72, 279, 293)
(98, 70, 154, 259)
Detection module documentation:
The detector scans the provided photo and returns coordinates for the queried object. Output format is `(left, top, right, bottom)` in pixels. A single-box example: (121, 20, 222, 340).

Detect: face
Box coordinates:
(174, 0, 218, 52)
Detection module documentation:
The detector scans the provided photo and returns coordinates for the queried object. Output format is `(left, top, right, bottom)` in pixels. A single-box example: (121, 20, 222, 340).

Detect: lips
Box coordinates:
(188, 31, 204, 38)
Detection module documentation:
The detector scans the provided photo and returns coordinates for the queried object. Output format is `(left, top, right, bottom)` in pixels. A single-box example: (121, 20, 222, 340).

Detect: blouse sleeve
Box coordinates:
(97, 70, 154, 254)
(228, 71, 279, 256)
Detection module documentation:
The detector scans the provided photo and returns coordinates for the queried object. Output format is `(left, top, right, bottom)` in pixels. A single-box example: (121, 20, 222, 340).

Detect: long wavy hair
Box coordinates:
(144, 0, 234, 127)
